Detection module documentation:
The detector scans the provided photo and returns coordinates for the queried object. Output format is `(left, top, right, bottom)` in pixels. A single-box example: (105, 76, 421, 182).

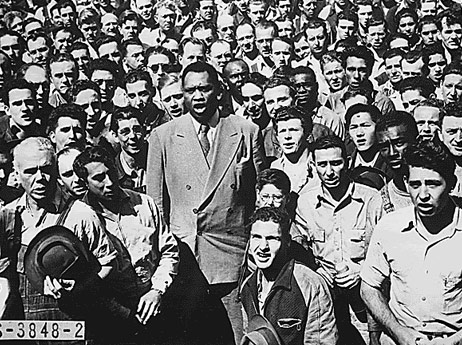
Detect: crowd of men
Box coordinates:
(0, 0, 462, 344)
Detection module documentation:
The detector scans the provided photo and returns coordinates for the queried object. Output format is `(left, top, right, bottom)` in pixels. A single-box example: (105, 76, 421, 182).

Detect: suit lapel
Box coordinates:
(175, 115, 210, 188)
(200, 116, 241, 206)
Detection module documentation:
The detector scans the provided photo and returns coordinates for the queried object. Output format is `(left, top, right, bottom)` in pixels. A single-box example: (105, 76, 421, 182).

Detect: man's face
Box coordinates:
(81, 22, 99, 44)
(224, 61, 249, 95)
(234, 0, 248, 12)
(440, 18, 462, 51)
(24, 21, 43, 38)
(98, 41, 121, 65)
(183, 71, 219, 123)
(16, 148, 56, 203)
(323, 60, 345, 92)
(60, 6, 75, 27)
(349, 112, 376, 152)
(250, 220, 284, 271)
(136, 0, 154, 21)
(74, 89, 102, 131)
(120, 20, 138, 40)
(53, 30, 73, 53)
(413, 106, 440, 141)
(24, 66, 49, 109)
(277, 118, 306, 157)
(277, 0, 291, 20)
(217, 15, 235, 43)
(193, 28, 215, 49)
(101, 14, 119, 36)
(294, 36, 310, 60)
(85, 161, 118, 201)
(357, 5, 372, 28)
(292, 72, 317, 106)
(27, 37, 50, 66)
(314, 147, 347, 189)
(398, 16, 416, 38)
(264, 85, 292, 118)
(427, 53, 446, 83)
(337, 19, 355, 40)
(210, 42, 233, 72)
(306, 26, 327, 58)
(0, 35, 20, 61)
(401, 58, 424, 78)
(162, 39, 179, 58)
(161, 82, 185, 118)
(157, 7, 176, 33)
(401, 89, 425, 114)
(91, 69, 116, 104)
(441, 116, 462, 157)
(385, 55, 403, 85)
(50, 61, 76, 98)
(124, 44, 144, 71)
(116, 117, 144, 155)
(442, 73, 462, 104)
(242, 82, 264, 119)
(276, 20, 294, 39)
(198, 0, 215, 21)
(72, 49, 91, 75)
(406, 166, 450, 218)
(420, 1, 437, 17)
(248, 3, 266, 25)
(126, 80, 152, 111)
(271, 39, 292, 68)
(181, 42, 205, 68)
(367, 24, 386, 50)
(147, 53, 170, 87)
(420, 22, 438, 46)
(50, 117, 85, 152)
(377, 124, 411, 170)
(7, 88, 36, 128)
(345, 56, 368, 89)
(0, 152, 12, 187)
(255, 27, 274, 58)
(300, 0, 317, 17)
(58, 150, 86, 197)
(256, 184, 287, 209)
(236, 24, 255, 54)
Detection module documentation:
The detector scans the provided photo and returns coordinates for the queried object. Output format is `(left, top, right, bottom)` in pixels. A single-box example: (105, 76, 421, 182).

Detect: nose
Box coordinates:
(87, 105, 95, 117)
(418, 185, 430, 200)
(389, 143, 397, 156)
(325, 163, 333, 175)
(0, 168, 5, 180)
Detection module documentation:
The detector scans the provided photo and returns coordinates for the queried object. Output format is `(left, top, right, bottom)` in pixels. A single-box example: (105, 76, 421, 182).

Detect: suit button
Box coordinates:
(230, 184, 236, 189)
(186, 185, 191, 190)
(197, 230, 202, 236)
(193, 208, 198, 214)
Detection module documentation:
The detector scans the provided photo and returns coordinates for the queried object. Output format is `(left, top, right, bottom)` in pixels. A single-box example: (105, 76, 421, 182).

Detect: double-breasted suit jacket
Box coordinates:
(147, 113, 267, 284)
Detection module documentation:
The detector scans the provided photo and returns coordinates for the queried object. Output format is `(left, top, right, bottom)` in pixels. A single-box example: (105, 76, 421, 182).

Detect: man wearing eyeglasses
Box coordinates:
(147, 61, 266, 344)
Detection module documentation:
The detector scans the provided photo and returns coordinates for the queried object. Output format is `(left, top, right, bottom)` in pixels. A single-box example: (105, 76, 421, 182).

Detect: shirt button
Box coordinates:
(422, 322, 427, 327)
(422, 297, 426, 301)
(193, 208, 198, 214)
(197, 230, 202, 236)
(230, 184, 236, 189)
(186, 185, 191, 190)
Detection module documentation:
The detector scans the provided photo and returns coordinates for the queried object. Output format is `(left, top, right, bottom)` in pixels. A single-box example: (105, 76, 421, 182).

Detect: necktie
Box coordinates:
(199, 124, 210, 157)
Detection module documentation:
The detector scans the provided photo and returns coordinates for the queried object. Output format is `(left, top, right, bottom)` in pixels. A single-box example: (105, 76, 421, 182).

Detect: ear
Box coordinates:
(48, 131, 56, 144)
(4, 104, 9, 117)
(403, 174, 410, 193)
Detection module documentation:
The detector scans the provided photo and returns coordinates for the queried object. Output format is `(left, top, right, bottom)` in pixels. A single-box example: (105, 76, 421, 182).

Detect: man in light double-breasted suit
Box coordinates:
(147, 61, 267, 343)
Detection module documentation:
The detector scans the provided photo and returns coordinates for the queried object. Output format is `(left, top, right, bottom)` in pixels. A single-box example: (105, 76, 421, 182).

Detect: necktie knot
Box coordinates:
(199, 123, 211, 159)
(200, 124, 210, 134)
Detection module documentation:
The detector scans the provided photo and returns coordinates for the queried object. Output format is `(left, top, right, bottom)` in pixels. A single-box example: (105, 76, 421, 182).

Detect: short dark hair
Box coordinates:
(110, 106, 143, 132)
(145, 45, 176, 65)
(3, 79, 35, 104)
(179, 36, 206, 58)
(386, 33, 409, 49)
(443, 101, 462, 119)
(398, 76, 435, 98)
(181, 61, 219, 88)
(124, 69, 154, 91)
(121, 38, 143, 58)
(72, 80, 100, 100)
(442, 62, 462, 81)
(417, 15, 437, 33)
(341, 86, 373, 104)
(89, 58, 121, 85)
(436, 10, 462, 31)
(375, 110, 418, 141)
(249, 206, 291, 241)
(403, 140, 455, 187)
(345, 104, 381, 128)
(95, 35, 121, 52)
(256, 168, 291, 196)
(304, 18, 327, 36)
(414, 98, 445, 121)
(341, 46, 374, 75)
(383, 48, 405, 62)
(273, 105, 313, 137)
(312, 134, 348, 162)
(263, 76, 295, 98)
(70, 41, 90, 54)
(47, 104, 87, 134)
(74, 145, 116, 182)
(49, 53, 78, 76)
(396, 8, 418, 27)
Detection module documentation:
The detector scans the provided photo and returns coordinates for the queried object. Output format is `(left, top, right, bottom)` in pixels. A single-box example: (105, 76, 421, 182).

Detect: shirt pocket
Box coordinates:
(442, 273, 462, 315)
(349, 228, 366, 260)
(277, 318, 302, 332)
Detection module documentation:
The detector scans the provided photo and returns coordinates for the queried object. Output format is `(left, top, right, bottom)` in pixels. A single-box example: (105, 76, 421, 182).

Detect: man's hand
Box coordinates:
(394, 327, 428, 345)
(316, 266, 334, 288)
(43, 276, 75, 299)
(335, 262, 361, 289)
(137, 289, 162, 325)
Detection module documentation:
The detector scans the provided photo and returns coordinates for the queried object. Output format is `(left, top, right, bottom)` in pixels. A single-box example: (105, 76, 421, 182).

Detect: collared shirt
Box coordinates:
(294, 181, 383, 280)
(379, 80, 405, 111)
(84, 188, 179, 294)
(313, 104, 345, 140)
(249, 55, 274, 78)
(1, 186, 117, 273)
(361, 203, 462, 334)
(190, 111, 219, 148)
(118, 151, 146, 193)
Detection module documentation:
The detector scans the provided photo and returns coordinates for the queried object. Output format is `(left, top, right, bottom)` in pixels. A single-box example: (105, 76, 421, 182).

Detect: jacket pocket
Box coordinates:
(277, 318, 302, 331)
(350, 228, 366, 260)
(442, 274, 462, 315)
